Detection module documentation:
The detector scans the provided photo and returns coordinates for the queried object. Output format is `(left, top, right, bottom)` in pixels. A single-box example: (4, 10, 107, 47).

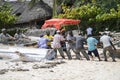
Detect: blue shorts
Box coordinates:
(88, 49, 99, 57)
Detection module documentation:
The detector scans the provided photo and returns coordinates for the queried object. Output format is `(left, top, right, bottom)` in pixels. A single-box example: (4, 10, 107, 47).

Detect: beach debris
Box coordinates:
(45, 60, 66, 65)
(32, 64, 40, 69)
(9, 68, 29, 72)
(39, 64, 56, 68)
(49, 70, 54, 72)
(32, 60, 66, 69)
(32, 64, 55, 69)
(0, 69, 8, 75)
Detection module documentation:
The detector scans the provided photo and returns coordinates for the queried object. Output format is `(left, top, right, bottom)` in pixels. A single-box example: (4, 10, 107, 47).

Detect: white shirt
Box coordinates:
(66, 34, 76, 48)
(100, 35, 111, 48)
(86, 27, 93, 35)
(52, 34, 65, 48)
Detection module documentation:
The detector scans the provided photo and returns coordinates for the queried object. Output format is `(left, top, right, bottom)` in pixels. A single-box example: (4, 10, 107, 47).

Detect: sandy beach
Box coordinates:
(0, 49, 120, 80)
(0, 0, 120, 80)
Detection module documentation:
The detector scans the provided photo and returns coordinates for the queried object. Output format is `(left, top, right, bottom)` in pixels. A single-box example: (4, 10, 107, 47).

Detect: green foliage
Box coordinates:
(63, 25, 78, 31)
(54, 0, 120, 34)
(117, 4, 120, 18)
(55, 4, 103, 32)
(29, 0, 120, 33)
(0, 3, 17, 29)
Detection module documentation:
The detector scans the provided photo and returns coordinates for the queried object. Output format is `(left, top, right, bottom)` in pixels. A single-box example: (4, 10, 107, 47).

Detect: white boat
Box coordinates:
(0, 45, 55, 62)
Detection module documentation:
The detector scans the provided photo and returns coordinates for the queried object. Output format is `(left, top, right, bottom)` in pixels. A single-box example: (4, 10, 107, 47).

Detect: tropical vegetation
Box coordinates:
(0, 0, 120, 34)
(54, 0, 120, 34)
(0, 3, 16, 29)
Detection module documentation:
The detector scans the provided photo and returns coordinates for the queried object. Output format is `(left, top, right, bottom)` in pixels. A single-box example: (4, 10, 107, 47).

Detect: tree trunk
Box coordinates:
(53, 0, 57, 17)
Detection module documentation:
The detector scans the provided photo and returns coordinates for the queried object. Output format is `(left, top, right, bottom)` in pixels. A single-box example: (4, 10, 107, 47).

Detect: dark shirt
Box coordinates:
(76, 35, 86, 49)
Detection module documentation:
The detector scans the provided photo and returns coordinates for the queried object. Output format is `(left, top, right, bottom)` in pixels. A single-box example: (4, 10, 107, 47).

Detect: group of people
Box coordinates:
(0, 28, 15, 44)
(0, 27, 117, 62)
(0, 28, 29, 45)
(37, 27, 117, 62)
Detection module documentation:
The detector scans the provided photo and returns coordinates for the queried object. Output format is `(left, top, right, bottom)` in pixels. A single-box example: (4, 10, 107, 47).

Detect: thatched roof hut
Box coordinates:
(8, 1, 53, 28)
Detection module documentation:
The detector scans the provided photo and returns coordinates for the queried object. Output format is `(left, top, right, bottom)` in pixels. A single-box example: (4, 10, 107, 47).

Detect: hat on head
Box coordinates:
(61, 29, 65, 32)
(56, 30, 60, 33)
(1, 28, 6, 32)
(40, 34, 44, 37)
(103, 32, 107, 35)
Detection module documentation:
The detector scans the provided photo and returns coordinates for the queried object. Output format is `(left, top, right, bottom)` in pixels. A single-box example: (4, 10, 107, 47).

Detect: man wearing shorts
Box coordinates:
(87, 34, 101, 61)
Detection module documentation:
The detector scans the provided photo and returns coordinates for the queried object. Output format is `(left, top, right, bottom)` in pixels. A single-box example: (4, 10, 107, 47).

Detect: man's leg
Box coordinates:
(88, 51, 94, 60)
(54, 48, 57, 58)
(103, 48, 107, 61)
(81, 49, 90, 60)
(72, 47, 82, 59)
(75, 49, 82, 60)
(57, 48, 65, 59)
(93, 49, 101, 61)
(71, 46, 77, 54)
(66, 47, 72, 60)
(108, 46, 116, 62)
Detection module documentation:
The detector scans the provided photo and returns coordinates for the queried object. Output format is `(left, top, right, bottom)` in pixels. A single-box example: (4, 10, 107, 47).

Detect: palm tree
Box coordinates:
(53, 0, 57, 16)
